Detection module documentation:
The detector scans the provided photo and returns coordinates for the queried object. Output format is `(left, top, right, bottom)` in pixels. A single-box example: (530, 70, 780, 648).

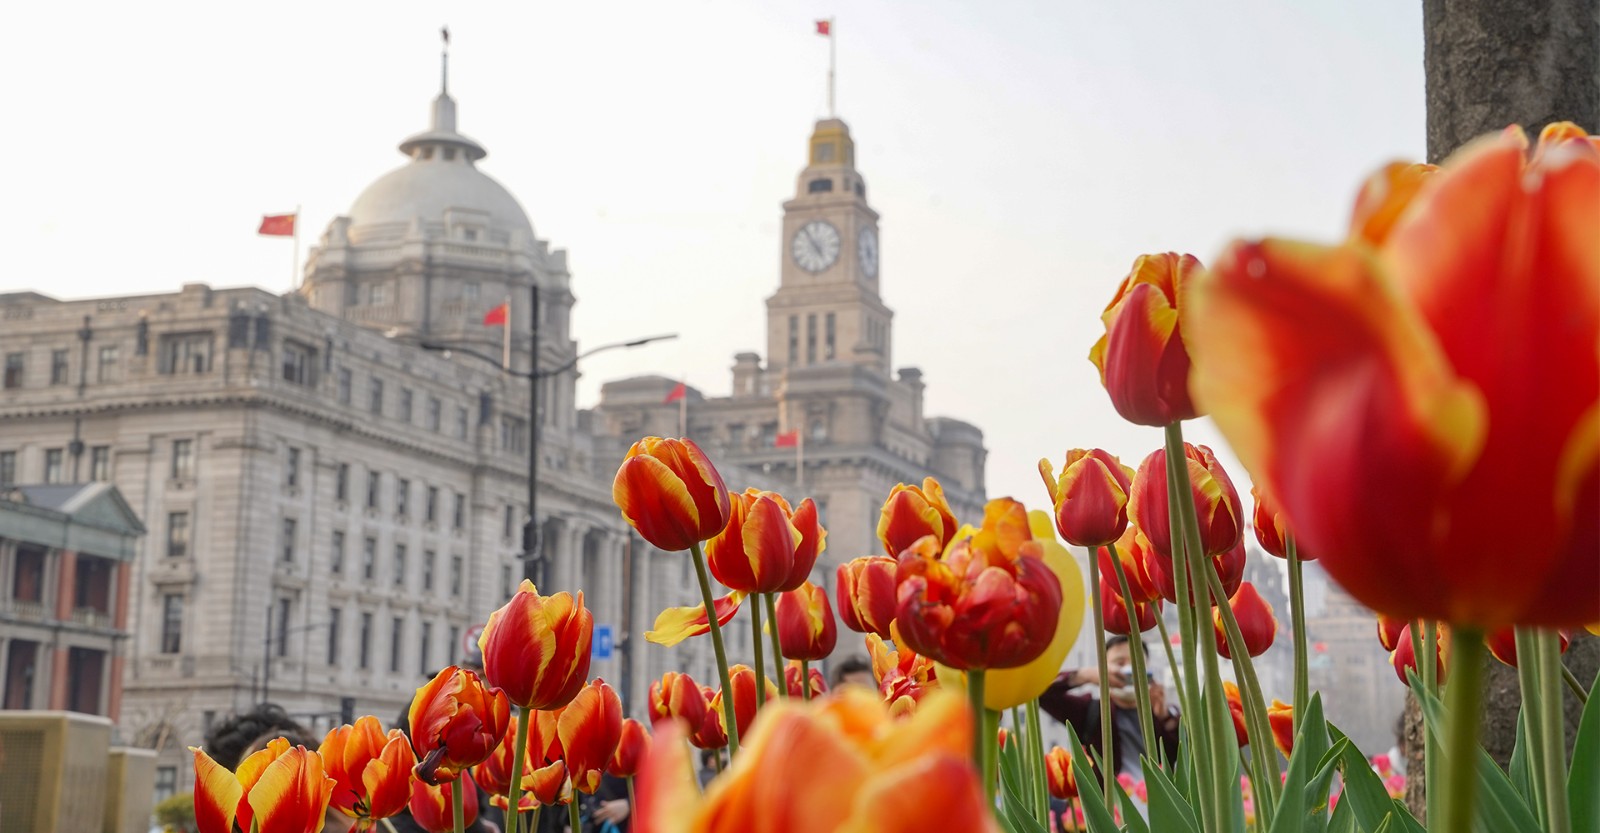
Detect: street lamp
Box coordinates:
(410, 290, 676, 591)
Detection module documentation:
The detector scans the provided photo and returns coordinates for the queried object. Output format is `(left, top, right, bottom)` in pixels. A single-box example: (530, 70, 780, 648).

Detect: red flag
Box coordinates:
(258, 213, 296, 237)
(482, 303, 509, 326)
(815, 20, 831, 36)
(663, 382, 687, 404)
(775, 429, 801, 448)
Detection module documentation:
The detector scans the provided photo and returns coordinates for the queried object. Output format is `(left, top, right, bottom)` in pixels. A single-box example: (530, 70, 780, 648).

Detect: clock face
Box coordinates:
(857, 226, 879, 279)
(791, 220, 841, 273)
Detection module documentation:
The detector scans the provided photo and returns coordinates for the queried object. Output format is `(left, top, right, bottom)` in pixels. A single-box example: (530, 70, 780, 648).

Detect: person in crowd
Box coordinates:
(1039, 636, 1180, 778)
(829, 656, 875, 691)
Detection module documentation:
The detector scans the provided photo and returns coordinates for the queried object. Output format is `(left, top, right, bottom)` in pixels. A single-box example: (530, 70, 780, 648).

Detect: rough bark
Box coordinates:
(1422, 0, 1600, 162)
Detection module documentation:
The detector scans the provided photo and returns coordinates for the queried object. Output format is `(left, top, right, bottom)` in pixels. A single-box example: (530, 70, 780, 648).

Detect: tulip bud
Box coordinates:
(1348, 161, 1438, 247)
(1103, 528, 1160, 603)
(1044, 746, 1079, 800)
(409, 666, 511, 785)
(1376, 613, 1407, 652)
(613, 436, 732, 552)
(408, 776, 478, 833)
(1223, 682, 1248, 747)
(558, 679, 625, 794)
(877, 477, 958, 557)
(689, 685, 728, 750)
(776, 581, 838, 661)
(320, 716, 415, 826)
(997, 726, 1010, 749)
(1088, 252, 1204, 426)
(608, 718, 650, 778)
(479, 580, 593, 710)
(784, 660, 828, 698)
(1390, 623, 1450, 685)
(1039, 449, 1134, 548)
(706, 489, 803, 593)
(647, 671, 707, 732)
(1213, 582, 1277, 659)
(192, 740, 336, 833)
(1485, 627, 1570, 668)
(1101, 574, 1159, 635)
(1146, 537, 1245, 606)
(836, 556, 898, 639)
(1251, 485, 1310, 560)
(868, 632, 940, 715)
(474, 716, 540, 814)
(527, 759, 571, 806)
(708, 665, 779, 742)
(1128, 443, 1243, 559)
(780, 497, 828, 591)
(1268, 699, 1295, 758)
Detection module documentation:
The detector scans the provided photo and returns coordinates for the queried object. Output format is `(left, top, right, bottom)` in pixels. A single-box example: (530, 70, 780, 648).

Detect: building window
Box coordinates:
(369, 284, 391, 305)
(450, 555, 464, 597)
(13, 546, 45, 602)
(97, 344, 119, 383)
(369, 379, 384, 415)
(335, 463, 349, 502)
(389, 617, 404, 672)
(281, 341, 317, 386)
(281, 518, 297, 563)
(455, 406, 469, 440)
(49, 349, 69, 386)
(425, 486, 439, 524)
(394, 545, 407, 587)
(399, 389, 413, 423)
(154, 766, 178, 804)
(422, 550, 436, 591)
(89, 446, 110, 481)
(366, 471, 380, 510)
(276, 598, 291, 657)
(825, 312, 836, 360)
(363, 537, 377, 580)
(330, 531, 345, 574)
(285, 447, 300, 488)
(814, 142, 836, 163)
(43, 448, 64, 484)
(358, 612, 373, 669)
(447, 626, 460, 666)
(806, 314, 817, 364)
(160, 594, 183, 654)
(503, 505, 517, 539)
(337, 368, 352, 404)
(166, 512, 190, 558)
(158, 332, 213, 374)
(807, 178, 834, 193)
(453, 493, 465, 531)
(396, 479, 410, 519)
(419, 622, 433, 674)
(788, 316, 799, 364)
(0, 451, 14, 486)
(327, 608, 342, 665)
(2, 352, 21, 389)
(500, 416, 527, 454)
(171, 439, 194, 480)
(501, 563, 514, 600)
(427, 397, 442, 432)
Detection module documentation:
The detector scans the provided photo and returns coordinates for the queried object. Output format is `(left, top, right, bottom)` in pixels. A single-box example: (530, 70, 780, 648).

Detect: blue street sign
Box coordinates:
(593, 625, 614, 660)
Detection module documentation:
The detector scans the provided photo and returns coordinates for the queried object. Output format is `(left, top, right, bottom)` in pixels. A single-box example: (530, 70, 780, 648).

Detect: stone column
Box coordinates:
(55, 549, 77, 621)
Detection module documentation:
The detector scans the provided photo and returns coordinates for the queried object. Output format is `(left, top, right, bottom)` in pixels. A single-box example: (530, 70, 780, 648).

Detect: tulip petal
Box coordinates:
(614, 453, 703, 551)
(837, 754, 999, 833)
(643, 590, 746, 646)
(248, 747, 335, 833)
(191, 748, 242, 833)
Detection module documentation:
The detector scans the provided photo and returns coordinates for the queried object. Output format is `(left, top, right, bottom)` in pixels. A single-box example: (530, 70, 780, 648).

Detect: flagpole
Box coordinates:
(678, 376, 688, 438)
(502, 294, 512, 369)
(797, 427, 806, 491)
(291, 204, 301, 290)
(828, 18, 837, 118)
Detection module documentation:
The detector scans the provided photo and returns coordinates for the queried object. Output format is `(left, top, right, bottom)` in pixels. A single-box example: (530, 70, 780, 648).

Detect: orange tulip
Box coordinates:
(690, 685, 729, 750)
(1189, 124, 1600, 629)
(1104, 527, 1160, 603)
(782, 496, 829, 592)
(878, 477, 959, 557)
(868, 632, 940, 716)
(1039, 449, 1135, 548)
(785, 660, 828, 698)
(1348, 161, 1439, 247)
(192, 739, 336, 833)
(319, 716, 415, 829)
(1390, 623, 1451, 685)
(895, 497, 1064, 670)
(409, 666, 512, 785)
(1088, 252, 1205, 426)
(647, 671, 708, 733)
(836, 556, 898, 639)
(636, 689, 999, 833)
(776, 580, 838, 661)
(608, 718, 650, 778)
(1214, 582, 1278, 659)
(1223, 682, 1248, 747)
(1251, 485, 1311, 560)
(1102, 575, 1160, 635)
(473, 715, 542, 814)
(1485, 627, 1570, 668)
(1268, 700, 1295, 758)
(479, 579, 593, 710)
(643, 589, 746, 646)
(706, 489, 803, 593)
(613, 436, 732, 552)
(558, 679, 624, 794)
(1044, 745, 1079, 800)
(1376, 614, 1408, 652)
(407, 776, 478, 833)
(1147, 537, 1245, 606)
(709, 664, 779, 742)
(1128, 443, 1243, 560)
(526, 759, 571, 806)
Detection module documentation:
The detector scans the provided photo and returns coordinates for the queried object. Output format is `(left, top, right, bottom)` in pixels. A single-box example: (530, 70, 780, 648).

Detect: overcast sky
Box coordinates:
(0, 0, 1424, 513)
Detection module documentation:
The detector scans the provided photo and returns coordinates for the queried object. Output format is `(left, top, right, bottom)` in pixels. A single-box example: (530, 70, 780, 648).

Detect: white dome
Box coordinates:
(348, 157, 534, 237)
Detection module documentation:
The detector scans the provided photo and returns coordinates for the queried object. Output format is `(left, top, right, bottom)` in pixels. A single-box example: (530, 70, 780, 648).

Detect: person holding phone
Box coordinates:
(1039, 635, 1180, 779)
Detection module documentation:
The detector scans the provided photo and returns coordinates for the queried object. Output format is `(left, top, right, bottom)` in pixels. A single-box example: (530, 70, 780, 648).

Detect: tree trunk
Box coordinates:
(1422, 0, 1600, 162)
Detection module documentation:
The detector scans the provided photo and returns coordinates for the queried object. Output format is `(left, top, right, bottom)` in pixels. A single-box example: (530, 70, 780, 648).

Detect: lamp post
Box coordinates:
(415, 294, 676, 591)
(261, 607, 328, 705)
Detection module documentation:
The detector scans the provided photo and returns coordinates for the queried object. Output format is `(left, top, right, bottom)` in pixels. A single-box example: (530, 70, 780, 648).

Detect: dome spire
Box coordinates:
(399, 28, 487, 162)
(440, 25, 450, 95)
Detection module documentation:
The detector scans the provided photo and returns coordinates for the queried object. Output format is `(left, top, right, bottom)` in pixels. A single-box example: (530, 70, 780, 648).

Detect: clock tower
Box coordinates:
(766, 118, 892, 376)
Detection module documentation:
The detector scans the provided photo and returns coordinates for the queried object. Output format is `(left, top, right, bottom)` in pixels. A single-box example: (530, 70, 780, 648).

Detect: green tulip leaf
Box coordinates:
(1569, 666, 1600, 833)
(1066, 729, 1122, 833)
(1144, 757, 1200, 833)
(1407, 670, 1540, 833)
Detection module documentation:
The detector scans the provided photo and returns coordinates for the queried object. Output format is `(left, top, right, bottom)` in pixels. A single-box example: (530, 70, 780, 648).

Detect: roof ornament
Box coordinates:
(440, 26, 450, 95)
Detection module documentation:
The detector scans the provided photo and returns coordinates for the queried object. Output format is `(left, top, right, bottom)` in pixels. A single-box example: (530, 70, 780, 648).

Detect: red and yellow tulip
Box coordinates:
(473, 716, 539, 814)
(643, 589, 746, 646)
(781, 496, 829, 592)
(785, 660, 828, 699)
(1251, 485, 1306, 560)
(558, 679, 624, 794)
(878, 477, 959, 557)
(836, 556, 899, 639)
(408, 775, 478, 833)
(1104, 527, 1161, 604)
(1485, 627, 1570, 668)
(318, 716, 414, 829)
(1128, 443, 1244, 560)
(1213, 582, 1278, 659)
(1088, 252, 1205, 426)
(192, 739, 336, 833)
(776, 580, 838, 661)
(613, 436, 732, 552)
(1102, 574, 1160, 635)
(1376, 613, 1408, 652)
(1044, 745, 1080, 800)
(868, 632, 941, 717)
(690, 684, 729, 750)
(1146, 537, 1245, 606)
(1189, 124, 1600, 629)
(706, 489, 803, 593)
(646, 671, 708, 733)
(708, 664, 779, 742)
(479, 580, 593, 710)
(608, 718, 650, 779)
(894, 498, 1063, 670)
(1268, 700, 1295, 758)
(1039, 448, 1135, 548)
(1390, 623, 1452, 685)
(409, 666, 512, 785)
(1223, 682, 1249, 747)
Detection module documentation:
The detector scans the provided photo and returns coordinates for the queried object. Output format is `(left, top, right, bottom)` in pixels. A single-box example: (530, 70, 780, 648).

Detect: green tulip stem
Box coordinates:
(1420, 620, 1440, 826)
(1440, 626, 1486, 833)
(967, 668, 994, 802)
(452, 773, 467, 833)
(689, 542, 740, 758)
(528, 805, 540, 833)
(750, 589, 768, 709)
(1162, 422, 1215, 833)
(568, 788, 582, 833)
(1107, 543, 1160, 768)
(1563, 664, 1590, 704)
(1287, 536, 1309, 729)
(800, 659, 812, 701)
(504, 706, 532, 833)
(1088, 545, 1117, 803)
(1536, 630, 1572, 833)
(1206, 564, 1280, 823)
(764, 593, 788, 699)
(1027, 698, 1051, 826)
(1514, 627, 1549, 829)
